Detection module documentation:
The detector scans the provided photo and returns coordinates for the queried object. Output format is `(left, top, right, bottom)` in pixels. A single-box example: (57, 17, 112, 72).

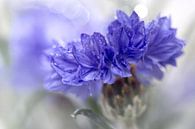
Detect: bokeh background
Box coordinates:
(0, 0, 195, 129)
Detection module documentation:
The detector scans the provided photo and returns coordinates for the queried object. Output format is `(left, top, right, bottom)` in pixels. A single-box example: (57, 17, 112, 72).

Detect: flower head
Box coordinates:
(46, 32, 116, 98)
(46, 10, 185, 98)
(107, 10, 147, 77)
(136, 17, 185, 84)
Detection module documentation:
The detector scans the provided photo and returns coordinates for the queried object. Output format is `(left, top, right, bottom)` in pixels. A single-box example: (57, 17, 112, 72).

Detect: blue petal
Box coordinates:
(136, 16, 184, 84)
(116, 10, 129, 24)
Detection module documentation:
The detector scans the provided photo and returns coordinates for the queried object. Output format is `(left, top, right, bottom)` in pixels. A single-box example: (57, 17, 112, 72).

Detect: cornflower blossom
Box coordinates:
(46, 10, 184, 98)
(136, 16, 185, 84)
(107, 10, 147, 77)
(46, 33, 116, 98)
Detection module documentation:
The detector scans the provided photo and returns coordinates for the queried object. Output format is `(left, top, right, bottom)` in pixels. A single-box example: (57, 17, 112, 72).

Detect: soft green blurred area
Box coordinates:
(1, 0, 195, 129)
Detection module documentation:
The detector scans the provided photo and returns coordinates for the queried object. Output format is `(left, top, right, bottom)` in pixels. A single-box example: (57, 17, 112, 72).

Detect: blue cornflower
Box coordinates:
(46, 10, 185, 98)
(136, 17, 185, 84)
(107, 10, 147, 77)
(46, 32, 115, 98)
